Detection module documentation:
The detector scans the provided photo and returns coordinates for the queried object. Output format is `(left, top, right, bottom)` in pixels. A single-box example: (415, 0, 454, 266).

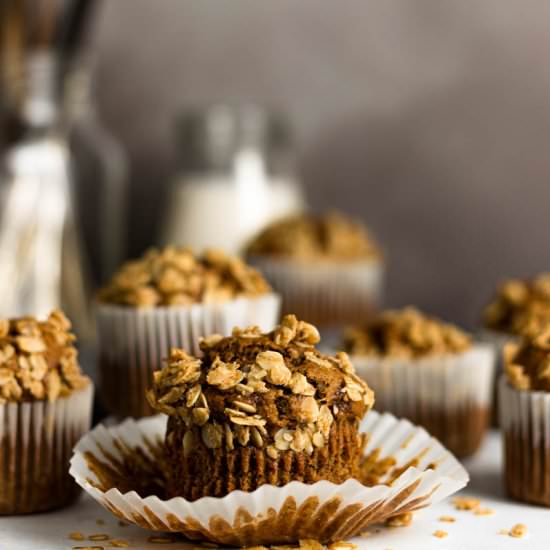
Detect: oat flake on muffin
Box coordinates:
(98, 247, 272, 307)
(483, 274, 550, 337)
(246, 211, 381, 261)
(147, 314, 374, 500)
(344, 306, 471, 358)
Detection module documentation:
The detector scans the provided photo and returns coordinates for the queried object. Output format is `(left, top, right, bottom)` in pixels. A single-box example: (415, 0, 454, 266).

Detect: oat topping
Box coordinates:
(503, 326, 550, 391)
(98, 247, 271, 307)
(246, 211, 381, 261)
(474, 507, 495, 516)
(147, 315, 374, 455)
(484, 274, 550, 336)
(0, 310, 89, 403)
(345, 307, 471, 358)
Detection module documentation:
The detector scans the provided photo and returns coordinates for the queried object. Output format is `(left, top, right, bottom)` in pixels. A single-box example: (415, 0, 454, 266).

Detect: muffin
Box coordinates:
(96, 247, 280, 418)
(345, 307, 495, 458)
(147, 314, 374, 500)
(500, 326, 550, 506)
(246, 211, 383, 327)
(0, 310, 93, 514)
(482, 274, 550, 423)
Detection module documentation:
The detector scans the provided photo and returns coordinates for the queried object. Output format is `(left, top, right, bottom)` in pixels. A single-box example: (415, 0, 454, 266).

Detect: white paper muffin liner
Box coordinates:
(248, 256, 384, 327)
(351, 344, 495, 457)
(70, 410, 468, 545)
(96, 294, 281, 418)
(0, 382, 94, 514)
(499, 376, 550, 505)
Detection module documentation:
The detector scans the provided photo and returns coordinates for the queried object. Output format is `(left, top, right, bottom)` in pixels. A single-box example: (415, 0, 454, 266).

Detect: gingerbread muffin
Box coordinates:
(346, 307, 495, 458)
(96, 247, 280, 418)
(500, 326, 550, 506)
(0, 310, 93, 514)
(147, 314, 374, 500)
(246, 212, 383, 327)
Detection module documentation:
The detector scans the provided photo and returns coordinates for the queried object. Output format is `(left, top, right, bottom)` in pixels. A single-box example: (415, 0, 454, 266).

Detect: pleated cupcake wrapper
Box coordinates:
(351, 344, 495, 412)
(351, 345, 495, 457)
(0, 383, 94, 514)
(499, 377, 550, 505)
(248, 257, 384, 326)
(478, 329, 518, 425)
(69, 411, 468, 546)
(96, 294, 281, 418)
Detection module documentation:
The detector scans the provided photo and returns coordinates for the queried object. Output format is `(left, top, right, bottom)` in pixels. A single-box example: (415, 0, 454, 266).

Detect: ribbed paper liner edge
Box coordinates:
(96, 293, 281, 417)
(0, 383, 93, 514)
(70, 411, 468, 545)
(249, 257, 383, 326)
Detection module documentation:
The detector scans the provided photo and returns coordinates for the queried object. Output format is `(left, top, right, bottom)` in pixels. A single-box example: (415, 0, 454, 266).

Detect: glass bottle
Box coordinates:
(161, 104, 305, 254)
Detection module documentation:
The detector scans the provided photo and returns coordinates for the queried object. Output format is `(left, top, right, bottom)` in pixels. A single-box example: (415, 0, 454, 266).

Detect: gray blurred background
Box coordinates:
(88, 0, 550, 329)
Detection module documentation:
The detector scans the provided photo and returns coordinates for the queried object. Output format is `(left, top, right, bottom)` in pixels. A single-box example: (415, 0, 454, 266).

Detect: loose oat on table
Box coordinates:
(438, 515, 456, 523)
(147, 314, 375, 500)
(89, 534, 110, 542)
(452, 496, 481, 511)
(433, 530, 448, 539)
(147, 535, 177, 544)
(98, 247, 271, 307)
(69, 532, 86, 541)
(386, 512, 413, 527)
(484, 274, 550, 336)
(474, 507, 495, 516)
(344, 307, 471, 358)
(509, 524, 528, 538)
(246, 211, 381, 261)
(109, 540, 130, 548)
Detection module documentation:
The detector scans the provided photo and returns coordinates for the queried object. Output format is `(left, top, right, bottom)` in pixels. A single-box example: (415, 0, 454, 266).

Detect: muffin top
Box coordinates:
(483, 274, 550, 337)
(0, 310, 89, 403)
(504, 326, 550, 391)
(147, 314, 374, 457)
(98, 247, 272, 307)
(344, 307, 472, 358)
(245, 211, 381, 261)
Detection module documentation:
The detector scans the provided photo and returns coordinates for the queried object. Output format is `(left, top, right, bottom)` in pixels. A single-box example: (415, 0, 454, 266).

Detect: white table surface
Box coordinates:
(0, 431, 548, 550)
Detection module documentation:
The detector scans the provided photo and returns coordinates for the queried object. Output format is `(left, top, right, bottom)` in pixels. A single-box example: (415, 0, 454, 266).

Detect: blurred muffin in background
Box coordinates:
(147, 314, 374, 500)
(246, 211, 384, 328)
(482, 274, 550, 423)
(0, 310, 93, 514)
(500, 326, 550, 506)
(346, 307, 495, 458)
(96, 247, 280, 418)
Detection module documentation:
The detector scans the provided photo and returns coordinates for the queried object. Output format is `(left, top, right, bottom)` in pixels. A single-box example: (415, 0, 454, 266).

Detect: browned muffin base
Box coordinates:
(0, 437, 80, 514)
(504, 431, 550, 506)
(165, 416, 363, 501)
(389, 405, 489, 459)
(100, 355, 154, 418)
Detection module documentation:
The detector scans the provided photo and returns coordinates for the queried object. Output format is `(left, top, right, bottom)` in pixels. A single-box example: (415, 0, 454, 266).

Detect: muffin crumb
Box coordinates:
(386, 512, 413, 527)
(452, 496, 480, 511)
(509, 524, 528, 538)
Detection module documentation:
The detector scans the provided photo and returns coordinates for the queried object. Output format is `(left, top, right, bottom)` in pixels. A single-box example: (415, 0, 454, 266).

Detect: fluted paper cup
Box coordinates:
(479, 329, 518, 425)
(499, 376, 550, 506)
(351, 344, 495, 458)
(69, 410, 468, 546)
(0, 383, 93, 515)
(248, 257, 383, 327)
(96, 294, 280, 418)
